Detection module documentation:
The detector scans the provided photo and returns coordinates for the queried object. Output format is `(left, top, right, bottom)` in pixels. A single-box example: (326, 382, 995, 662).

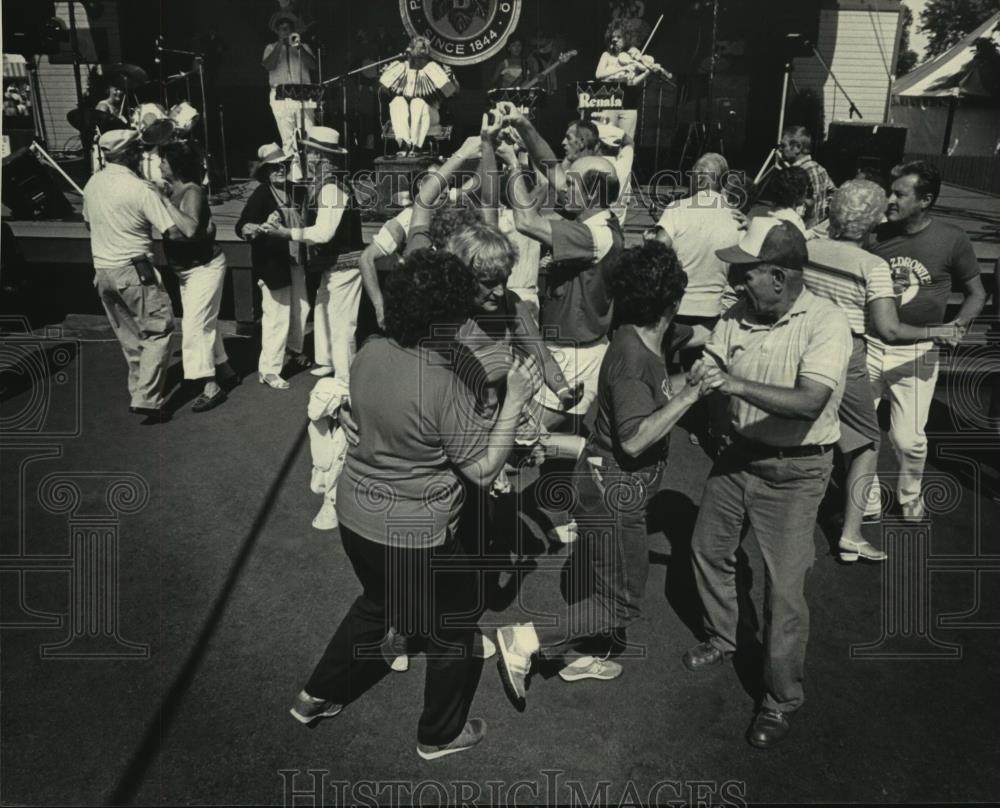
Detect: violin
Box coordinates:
(618, 47, 673, 82)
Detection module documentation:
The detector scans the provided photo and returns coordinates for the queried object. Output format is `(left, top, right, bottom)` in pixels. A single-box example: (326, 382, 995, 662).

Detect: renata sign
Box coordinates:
(400, 0, 522, 66)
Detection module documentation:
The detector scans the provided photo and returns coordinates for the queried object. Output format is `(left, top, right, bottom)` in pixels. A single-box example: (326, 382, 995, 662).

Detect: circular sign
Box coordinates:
(399, 0, 522, 66)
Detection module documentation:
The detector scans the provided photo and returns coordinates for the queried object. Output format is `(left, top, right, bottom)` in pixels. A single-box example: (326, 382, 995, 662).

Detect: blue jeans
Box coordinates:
(536, 445, 663, 661)
(691, 443, 832, 712)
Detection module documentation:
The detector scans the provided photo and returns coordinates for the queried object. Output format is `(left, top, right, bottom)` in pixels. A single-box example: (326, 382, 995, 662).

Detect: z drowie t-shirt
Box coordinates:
(870, 219, 980, 329)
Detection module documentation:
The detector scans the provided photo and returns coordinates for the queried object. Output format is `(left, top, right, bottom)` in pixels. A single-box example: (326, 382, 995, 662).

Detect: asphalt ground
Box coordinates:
(2, 324, 1000, 806)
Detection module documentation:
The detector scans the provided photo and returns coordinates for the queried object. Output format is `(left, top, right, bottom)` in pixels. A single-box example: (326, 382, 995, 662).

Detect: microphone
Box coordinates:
(155, 34, 163, 65)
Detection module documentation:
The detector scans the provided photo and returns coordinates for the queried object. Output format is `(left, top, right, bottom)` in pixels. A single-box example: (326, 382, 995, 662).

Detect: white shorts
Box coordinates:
(535, 340, 608, 416)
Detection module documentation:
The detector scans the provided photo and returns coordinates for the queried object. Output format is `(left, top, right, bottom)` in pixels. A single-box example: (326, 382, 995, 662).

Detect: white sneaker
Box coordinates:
(390, 655, 409, 672)
(558, 655, 623, 682)
(309, 366, 334, 377)
(312, 499, 338, 530)
(553, 520, 579, 544)
(495, 625, 537, 701)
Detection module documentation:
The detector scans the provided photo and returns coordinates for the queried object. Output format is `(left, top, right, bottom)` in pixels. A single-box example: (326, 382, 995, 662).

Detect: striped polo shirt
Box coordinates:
(803, 237, 895, 336)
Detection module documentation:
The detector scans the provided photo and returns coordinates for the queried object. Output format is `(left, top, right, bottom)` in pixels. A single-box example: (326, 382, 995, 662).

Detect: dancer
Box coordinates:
(82, 129, 196, 423)
(866, 161, 985, 521)
(261, 127, 358, 381)
(496, 241, 706, 697)
(683, 218, 852, 749)
(159, 141, 238, 412)
(291, 250, 541, 761)
(236, 143, 310, 389)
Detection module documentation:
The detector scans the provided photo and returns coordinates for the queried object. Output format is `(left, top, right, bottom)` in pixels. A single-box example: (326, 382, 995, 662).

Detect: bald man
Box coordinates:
(503, 153, 624, 428)
(653, 152, 741, 330)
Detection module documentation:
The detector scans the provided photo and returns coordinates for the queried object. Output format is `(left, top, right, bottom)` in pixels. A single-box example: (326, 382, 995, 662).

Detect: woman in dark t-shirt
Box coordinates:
(293, 250, 542, 759)
(496, 241, 710, 697)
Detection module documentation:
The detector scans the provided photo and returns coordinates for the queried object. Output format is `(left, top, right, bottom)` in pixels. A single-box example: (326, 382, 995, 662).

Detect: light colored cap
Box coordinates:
(300, 126, 347, 154)
(98, 128, 139, 155)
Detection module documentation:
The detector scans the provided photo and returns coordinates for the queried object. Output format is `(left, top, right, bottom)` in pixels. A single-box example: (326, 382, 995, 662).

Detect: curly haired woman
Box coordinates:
(495, 241, 713, 701)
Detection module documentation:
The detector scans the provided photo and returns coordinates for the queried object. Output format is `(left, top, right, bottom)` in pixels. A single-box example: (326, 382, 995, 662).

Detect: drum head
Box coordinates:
(169, 102, 200, 133)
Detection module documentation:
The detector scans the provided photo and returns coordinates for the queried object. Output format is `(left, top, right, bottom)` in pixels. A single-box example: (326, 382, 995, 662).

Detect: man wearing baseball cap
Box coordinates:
(682, 218, 852, 748)
(83, 129, 199, 422)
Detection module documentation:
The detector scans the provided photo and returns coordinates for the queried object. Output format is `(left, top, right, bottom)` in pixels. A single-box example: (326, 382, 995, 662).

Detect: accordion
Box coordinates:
(379, 60, 457, 101)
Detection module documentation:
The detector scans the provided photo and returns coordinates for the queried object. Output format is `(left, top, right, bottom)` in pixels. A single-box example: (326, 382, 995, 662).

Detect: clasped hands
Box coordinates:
(688, 357, 734, 397)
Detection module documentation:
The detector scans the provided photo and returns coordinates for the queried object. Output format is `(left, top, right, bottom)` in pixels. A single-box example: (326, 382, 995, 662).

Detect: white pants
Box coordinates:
(258, 266, 309, 376)
(313, 267, 363, 381)
(269, 89, 316, 155)
(175, 252, 228, 380)
(866, 340, 940, 510)
(388, 96, 437, 148)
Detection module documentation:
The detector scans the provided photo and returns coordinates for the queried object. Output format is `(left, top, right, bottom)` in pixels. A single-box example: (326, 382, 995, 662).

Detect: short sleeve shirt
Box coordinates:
(705, 288, 852, 447)
(592, 323, 694, 471)
(372, 206, 414, 256)
(83, 164, 175, 269)
(804, 237, 895, 336)
(336, 338, 487, 549)
(657, 190, 742, 318)
(541, 210, 623, 346)
(870, 219, 980, 329)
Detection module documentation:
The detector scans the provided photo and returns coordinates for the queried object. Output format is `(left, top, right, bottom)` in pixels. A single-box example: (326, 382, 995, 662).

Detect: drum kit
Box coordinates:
(68, 61, 205, 181)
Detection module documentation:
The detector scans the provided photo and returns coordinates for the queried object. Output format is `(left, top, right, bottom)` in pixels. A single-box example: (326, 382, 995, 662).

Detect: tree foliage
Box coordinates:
(897, 3, 919, 75)
(918, 0, 1000, 58)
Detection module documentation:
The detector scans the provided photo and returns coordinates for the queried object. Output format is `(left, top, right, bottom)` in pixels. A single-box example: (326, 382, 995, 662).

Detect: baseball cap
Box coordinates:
(98, 128, 140, 156)
(716, 217, 807, 270)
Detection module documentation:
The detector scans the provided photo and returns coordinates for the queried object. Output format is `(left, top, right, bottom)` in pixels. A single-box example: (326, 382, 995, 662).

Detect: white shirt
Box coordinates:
(657, 189, 741, 318)
(499, 208, 540, 296)
(82, 163, 175, 270)
(291, 183, 348, 245)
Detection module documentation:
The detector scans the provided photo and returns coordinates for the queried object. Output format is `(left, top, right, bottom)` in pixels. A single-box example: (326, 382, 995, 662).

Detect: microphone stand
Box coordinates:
(323, 52, 405, 172)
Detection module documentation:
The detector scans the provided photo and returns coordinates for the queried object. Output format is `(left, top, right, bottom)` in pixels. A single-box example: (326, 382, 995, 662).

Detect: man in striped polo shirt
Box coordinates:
(804, 180, 963, 560)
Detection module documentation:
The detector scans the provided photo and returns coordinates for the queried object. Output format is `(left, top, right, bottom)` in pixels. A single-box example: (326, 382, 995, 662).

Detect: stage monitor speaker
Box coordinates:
(2, 147, 75, 220)
(2, 1, 61, 56)
(822, 121, 908, 187)
(372, 155, 435, 218)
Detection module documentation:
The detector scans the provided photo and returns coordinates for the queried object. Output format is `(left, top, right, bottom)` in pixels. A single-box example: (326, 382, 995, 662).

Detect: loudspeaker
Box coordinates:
(822, 121, 908, 186)
(2, 148, 75, 220)
(2, 1, 61, 56)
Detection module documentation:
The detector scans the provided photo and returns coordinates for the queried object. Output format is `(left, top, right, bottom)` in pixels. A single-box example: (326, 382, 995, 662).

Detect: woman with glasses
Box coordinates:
(235, 143, 311, 389)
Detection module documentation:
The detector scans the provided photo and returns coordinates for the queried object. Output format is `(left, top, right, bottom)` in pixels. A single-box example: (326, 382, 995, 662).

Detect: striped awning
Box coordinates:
(3, 54, 29, 79)
(894, 12, 1000, 98)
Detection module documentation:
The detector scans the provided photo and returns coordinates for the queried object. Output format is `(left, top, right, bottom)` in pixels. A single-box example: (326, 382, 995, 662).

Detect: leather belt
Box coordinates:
(735, 440, 834, 460)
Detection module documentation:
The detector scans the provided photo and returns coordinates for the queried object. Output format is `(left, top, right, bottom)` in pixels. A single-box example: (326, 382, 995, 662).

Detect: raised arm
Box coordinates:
(262, 41, 282, 72)
(501, 103, 564, 193)
(409, 135, 482, 232)
(506, 160, 552, 248)
(478, 113, 503, 228)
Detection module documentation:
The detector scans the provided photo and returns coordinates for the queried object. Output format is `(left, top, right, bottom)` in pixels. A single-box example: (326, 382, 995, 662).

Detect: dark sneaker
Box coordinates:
(289, 690, 343, 725)
(416, 718, 487, 760)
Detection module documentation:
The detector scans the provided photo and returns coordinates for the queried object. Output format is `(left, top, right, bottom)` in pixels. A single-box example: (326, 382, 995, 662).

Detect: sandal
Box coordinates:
(258, 373, 290, 390)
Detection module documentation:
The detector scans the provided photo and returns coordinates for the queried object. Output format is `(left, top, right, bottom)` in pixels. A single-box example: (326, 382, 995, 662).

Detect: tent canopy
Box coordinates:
(894, 11, 1000, 98)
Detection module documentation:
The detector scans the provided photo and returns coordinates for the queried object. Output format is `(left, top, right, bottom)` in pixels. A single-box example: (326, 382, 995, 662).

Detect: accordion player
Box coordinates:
(379, 35, 458, 156)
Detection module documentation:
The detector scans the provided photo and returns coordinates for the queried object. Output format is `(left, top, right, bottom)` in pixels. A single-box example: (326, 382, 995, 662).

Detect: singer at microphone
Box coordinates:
(262, 9, 317, 154)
